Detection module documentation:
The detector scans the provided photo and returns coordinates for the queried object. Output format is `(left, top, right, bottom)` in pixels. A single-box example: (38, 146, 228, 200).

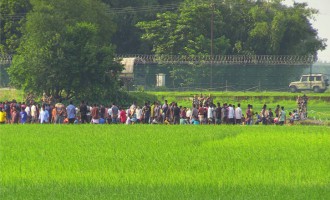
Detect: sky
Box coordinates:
(283, 0, 330, 62)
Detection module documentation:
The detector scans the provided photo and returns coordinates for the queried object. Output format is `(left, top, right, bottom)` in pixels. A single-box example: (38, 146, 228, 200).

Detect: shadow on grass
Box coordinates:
(1, 182, 329, 200)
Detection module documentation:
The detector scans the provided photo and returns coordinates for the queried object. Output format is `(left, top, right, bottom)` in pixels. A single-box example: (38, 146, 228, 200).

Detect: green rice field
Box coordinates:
(1, 125, 329, 199)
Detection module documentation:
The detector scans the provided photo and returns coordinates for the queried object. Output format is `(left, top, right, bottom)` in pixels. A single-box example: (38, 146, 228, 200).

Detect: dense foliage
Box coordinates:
(7, 0, 123, 101)
(0, 0, 31, 55)
(137, 0, 326, 56)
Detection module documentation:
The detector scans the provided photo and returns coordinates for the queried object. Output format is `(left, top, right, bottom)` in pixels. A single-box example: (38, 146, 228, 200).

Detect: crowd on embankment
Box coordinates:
(0, 94, 308, 125)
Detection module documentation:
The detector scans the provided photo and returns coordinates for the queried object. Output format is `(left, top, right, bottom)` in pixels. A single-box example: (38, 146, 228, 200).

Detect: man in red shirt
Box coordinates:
(91, 104, 99, 124)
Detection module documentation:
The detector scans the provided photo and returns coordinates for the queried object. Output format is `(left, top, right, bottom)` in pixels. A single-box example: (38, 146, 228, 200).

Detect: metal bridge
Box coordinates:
(1, 54, 315, 66)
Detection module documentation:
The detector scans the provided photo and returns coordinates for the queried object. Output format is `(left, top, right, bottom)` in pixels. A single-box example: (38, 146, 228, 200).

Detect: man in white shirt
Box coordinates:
(228, 104, 235, 124)
(107, 107, 113, 121)
(39, 105, 49, 124)
(135, 106, 142, 123)
(235, 103, 242, 124)
(31, 104, 37, 123)
(207, 104, 214, 124)
(25, 105, 31, 123)
(186, 108, 192, 124)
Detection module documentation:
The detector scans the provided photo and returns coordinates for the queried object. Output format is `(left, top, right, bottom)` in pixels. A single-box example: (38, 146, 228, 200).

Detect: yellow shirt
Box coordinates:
(0, 111, 6, 123)
(150, 105, 155, 117)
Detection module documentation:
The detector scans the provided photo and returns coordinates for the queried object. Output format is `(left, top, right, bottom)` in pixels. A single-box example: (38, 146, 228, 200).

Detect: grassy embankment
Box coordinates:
(1, 125, 329, 199)
(0, 88, 24, 102)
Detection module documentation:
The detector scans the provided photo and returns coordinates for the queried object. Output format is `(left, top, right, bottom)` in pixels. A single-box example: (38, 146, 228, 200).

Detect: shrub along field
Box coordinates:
(1, 125, 329, 199)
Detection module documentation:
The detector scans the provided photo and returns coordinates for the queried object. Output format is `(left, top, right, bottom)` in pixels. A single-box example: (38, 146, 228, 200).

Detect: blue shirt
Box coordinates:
(20, 111, 27, 124)
(66, 104, 76, 119)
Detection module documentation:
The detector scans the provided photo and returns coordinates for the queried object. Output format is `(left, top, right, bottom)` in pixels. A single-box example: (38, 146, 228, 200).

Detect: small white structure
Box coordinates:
(120, 58, 135, 79)
(156, 73, 166, 87)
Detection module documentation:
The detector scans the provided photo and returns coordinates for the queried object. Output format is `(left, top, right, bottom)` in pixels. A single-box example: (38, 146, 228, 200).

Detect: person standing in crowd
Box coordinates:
(150, 101, 155, 123)
(25, 104, 31, 123)
(180, 107, 187, 122)
(207, 104, 214, 124)
(55, 100, 66, 124)
(232, 105, 236, 124)
(107, 105, 113, 124)
(120, 107, 127, 124)
(4, 101, 11, 124)
(245, 104, 252, 125)
(142, 102, 150, 124)
(215, 102, 222, 125)
(79, 101, 88, 124)
(0, 107, 6, 124)
(136, 106, 142, 123)
(191, 104, 198, 123)
(198, 104, 205, 124)
(279, 106, 286, 125)
(39, 105, 49, 124)
(47, 104, 53, 124)
(260, 104, 269, 125)
(268, 108, 274, 124)
(173, 103, 180, 125)
(275, 105, 280, 118)
(20, 108, 27, 124)
(99, 105, 105, 120)
(186, 107, 192, 124)
(31, 103, 37, 123)
(154, 102, 161, 123)
(162, 100, 169, 123)
(228, 104, 235, 124)
(66, 101, 76, 124)
(111, 102, 119, 124)
(91, 104, 99, 124)
(11, 107, 19, 124)
(235, 103, 242, 124)
(51, 105, 57, 123)
(222, 103, 227, 124)
(166, 102, 173, 124)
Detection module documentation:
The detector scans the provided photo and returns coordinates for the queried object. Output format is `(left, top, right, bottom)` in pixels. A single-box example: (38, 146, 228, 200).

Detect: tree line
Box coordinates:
(0, 0, 327, 101)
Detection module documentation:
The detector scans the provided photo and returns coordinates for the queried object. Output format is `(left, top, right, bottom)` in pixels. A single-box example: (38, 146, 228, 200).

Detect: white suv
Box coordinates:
(289, 74, 329, 93)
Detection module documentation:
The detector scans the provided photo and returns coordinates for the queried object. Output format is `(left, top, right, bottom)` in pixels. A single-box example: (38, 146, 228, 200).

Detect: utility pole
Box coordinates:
(210, 2, 215, 90)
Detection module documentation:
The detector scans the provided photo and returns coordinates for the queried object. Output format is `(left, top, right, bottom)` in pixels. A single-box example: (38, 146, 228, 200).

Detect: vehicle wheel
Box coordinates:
(290, 86, 297, 93)
(313, 86, 320, 93)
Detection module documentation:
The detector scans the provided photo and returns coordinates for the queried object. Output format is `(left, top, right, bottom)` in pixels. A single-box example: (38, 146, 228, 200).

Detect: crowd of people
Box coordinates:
(0, 94, 300, 126)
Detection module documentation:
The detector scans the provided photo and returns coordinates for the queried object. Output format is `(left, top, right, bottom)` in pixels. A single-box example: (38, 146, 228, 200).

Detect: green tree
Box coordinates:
(8, 0, 123, 101)
(137, 0, 231, 55)
(137, 0, 326, 56)
(0, 0, 31, 55)
(101, 0, 185, 54)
